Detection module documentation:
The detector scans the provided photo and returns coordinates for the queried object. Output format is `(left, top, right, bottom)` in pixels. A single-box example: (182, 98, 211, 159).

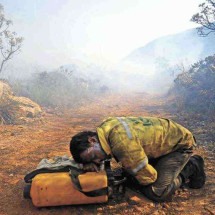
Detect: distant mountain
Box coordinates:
(125, 28, 215, 66)
(120, 28, 215, 93)
(56, 28, 215, 94)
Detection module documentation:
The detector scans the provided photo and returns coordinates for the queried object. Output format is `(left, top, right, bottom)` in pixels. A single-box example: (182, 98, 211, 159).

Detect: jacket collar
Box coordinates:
(96, 127, 112, 156)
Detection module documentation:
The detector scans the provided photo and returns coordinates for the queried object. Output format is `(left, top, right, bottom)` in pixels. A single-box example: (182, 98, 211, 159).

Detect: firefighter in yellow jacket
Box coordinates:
(70, 116, 206, 202)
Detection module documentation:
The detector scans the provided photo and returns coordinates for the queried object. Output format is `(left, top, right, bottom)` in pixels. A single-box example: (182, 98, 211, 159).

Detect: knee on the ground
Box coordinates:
(141, 177, 182, 202)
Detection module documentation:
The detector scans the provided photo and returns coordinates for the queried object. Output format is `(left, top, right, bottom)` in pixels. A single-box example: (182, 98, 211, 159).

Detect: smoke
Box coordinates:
(1, 0, 213, 97)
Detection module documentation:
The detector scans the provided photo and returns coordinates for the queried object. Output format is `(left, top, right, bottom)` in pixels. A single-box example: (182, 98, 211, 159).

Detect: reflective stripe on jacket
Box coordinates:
(97, 117, 196, 186)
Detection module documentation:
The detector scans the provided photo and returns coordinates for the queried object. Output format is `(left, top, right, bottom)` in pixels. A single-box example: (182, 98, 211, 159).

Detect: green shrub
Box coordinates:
(172, 55, 215, 115)
(10, 71, 99, 108)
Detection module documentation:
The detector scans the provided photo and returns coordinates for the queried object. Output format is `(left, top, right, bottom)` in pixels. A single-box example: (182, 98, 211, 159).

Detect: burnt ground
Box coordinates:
(0, 93, 214, 215)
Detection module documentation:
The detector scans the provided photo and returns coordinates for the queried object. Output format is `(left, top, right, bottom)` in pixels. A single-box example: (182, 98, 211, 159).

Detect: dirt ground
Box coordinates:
(0, 93, 214, 215)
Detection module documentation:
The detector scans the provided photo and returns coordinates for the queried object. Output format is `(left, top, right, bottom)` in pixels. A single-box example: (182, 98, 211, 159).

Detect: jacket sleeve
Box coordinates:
(109, 125, 157, 186)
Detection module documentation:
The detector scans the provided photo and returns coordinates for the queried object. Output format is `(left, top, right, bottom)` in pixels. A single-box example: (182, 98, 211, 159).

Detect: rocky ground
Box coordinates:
(0, 93, 214, 215)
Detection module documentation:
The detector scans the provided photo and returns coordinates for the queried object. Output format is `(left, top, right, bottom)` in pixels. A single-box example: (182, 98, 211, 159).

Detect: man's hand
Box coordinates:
(83, 163, 99, 172)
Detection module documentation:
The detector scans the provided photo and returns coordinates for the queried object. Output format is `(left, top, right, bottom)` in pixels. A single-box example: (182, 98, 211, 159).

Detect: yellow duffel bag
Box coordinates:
(24, 157, 126, 207)
(26, 171, 108, 207)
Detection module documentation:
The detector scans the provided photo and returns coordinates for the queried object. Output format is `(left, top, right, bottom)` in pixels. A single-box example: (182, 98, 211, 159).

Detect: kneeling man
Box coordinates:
(70, 116, 206, 202)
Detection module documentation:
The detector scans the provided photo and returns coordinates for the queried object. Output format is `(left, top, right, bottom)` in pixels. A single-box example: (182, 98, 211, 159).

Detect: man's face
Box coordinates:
(80, 138, 106, 164)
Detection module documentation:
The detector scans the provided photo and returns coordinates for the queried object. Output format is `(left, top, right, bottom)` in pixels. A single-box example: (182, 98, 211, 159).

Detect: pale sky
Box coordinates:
(1, 0, 203, 70)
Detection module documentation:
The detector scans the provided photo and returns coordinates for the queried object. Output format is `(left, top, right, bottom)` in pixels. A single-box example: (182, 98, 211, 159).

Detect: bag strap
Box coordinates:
(69, 167, 108, 197)
(24, 166, 72, 183)
(105, 159, 114, 186)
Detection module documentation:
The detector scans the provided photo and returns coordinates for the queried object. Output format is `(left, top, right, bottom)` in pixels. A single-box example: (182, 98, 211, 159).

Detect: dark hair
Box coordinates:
(70, 131, 97, 163)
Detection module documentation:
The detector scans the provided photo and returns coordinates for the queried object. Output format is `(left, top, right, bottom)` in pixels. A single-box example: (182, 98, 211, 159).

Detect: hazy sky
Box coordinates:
(1, 0, 202, 70)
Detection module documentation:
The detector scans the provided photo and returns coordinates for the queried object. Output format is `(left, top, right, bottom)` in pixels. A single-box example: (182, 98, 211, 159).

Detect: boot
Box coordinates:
(188, 155, 206, 188)
(180, 155, 206, 189)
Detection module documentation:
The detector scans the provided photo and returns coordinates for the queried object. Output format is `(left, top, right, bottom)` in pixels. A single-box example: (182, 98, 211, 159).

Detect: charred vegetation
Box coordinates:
(169, 54, 215, 121)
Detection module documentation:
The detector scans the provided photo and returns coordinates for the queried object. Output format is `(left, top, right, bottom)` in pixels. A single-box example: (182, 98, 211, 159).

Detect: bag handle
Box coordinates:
(69, 167, 108, 197)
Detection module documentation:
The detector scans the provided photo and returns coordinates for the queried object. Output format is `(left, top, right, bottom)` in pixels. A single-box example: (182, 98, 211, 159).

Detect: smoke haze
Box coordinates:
(1, 0, 212, 94)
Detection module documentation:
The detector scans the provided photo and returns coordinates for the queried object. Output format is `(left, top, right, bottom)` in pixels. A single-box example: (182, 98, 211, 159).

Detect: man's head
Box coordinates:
(70, 131, 107, 164)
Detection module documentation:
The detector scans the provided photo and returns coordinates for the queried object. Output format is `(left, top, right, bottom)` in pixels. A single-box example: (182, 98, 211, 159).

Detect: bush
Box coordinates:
(172, 55, 215, 115)
(10, 72, 85, 108)
(9, 70, 109, 108)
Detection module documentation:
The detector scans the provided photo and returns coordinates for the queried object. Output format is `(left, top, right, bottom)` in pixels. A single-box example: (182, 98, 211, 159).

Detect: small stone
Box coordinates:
(162, 203, 170, 209)
(130, 196, 141, 203)
(97, 208, 103, 212)
(149, 202, 154, 207)
(134, 205, 143, 213)
(176, 207, 185, 212)
(180, 201, 187, 206)
(9, 174, 14, 177)
(182, 187, 188, 192)
(118, 202, 128, 207)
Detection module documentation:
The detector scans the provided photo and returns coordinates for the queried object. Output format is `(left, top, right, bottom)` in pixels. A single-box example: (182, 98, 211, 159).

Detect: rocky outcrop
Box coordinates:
(0, 80, 42, 124)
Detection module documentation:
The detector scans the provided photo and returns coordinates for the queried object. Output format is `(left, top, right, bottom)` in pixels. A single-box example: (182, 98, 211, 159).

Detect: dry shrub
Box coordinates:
(171, 54, 215, 118)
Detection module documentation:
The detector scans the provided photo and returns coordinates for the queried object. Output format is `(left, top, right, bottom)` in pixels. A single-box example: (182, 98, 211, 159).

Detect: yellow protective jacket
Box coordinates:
(97, 117, 196, 186)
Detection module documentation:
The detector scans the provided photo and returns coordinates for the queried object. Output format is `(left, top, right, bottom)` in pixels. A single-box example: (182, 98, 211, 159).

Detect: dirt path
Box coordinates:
(0, 93, 214, 215)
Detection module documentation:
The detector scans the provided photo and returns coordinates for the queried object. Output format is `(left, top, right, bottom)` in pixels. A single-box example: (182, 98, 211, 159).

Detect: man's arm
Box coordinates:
(109, 126, 157, 186)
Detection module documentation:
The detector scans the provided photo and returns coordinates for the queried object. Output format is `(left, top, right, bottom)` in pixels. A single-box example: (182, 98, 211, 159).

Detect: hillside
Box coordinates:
(125, 28, 215, 66)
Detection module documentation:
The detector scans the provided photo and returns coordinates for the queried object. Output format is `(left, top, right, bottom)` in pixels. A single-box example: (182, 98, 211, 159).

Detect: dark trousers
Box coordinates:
(126, 148, 193, 202)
